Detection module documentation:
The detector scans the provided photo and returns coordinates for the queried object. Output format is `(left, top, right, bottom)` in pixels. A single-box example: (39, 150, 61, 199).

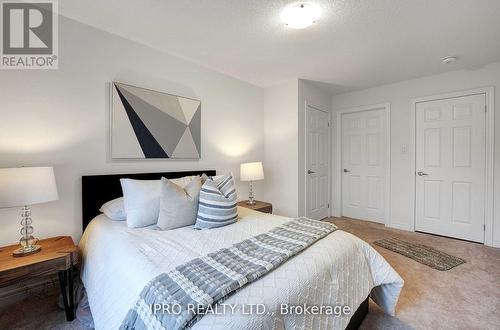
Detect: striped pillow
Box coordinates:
(195, 174, 238, 229)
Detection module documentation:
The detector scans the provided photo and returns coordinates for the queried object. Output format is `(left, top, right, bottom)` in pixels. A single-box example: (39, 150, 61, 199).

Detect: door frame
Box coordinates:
(334, 103, 391, 226)
(304, 103, 332, 219)
(410, 87, 495, 247)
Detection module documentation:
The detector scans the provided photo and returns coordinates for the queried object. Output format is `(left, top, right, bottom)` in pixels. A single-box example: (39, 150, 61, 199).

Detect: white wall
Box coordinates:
(298, 80, 332, 216)
(0, 16, 264, 246)
(331, 61, 500, 247)
(262, 79, 331, 218)
(263, 80, 299, 217)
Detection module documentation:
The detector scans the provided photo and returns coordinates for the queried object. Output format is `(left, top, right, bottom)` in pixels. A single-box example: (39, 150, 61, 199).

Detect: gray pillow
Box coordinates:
(157, 176, 202, 230)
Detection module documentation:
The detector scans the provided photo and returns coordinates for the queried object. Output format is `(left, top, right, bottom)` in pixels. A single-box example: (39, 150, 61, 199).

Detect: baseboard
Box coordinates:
(0, 276, 58, 308)
(387, 222, 412, 231)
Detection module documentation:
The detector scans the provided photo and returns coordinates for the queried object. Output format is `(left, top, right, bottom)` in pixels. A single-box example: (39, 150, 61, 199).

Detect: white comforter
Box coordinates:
(79, 207, 403, 330)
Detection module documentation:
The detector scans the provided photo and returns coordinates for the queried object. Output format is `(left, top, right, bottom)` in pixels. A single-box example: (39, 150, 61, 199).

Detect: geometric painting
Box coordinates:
(110, 82, 201, 159)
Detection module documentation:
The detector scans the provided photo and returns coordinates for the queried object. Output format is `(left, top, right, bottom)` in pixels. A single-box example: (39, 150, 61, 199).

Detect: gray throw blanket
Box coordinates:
(121, 218, 337, 330)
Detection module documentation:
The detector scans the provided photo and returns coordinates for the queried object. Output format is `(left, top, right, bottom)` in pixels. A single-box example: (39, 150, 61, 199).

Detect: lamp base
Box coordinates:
(245, 200, 256, 205)
(12, 245, 41, 257)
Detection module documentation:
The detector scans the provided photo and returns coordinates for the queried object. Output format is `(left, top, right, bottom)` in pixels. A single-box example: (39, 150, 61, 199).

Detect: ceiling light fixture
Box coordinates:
(281, 3, 321, 29)
(441, 56, 458, 64)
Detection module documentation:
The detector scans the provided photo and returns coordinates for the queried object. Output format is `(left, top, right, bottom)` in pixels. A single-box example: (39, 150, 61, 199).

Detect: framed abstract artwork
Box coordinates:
(110, 82, 201, 159)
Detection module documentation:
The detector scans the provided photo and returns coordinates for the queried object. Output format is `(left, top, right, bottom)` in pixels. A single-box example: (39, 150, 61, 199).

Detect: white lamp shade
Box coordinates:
(240, 162, 264, 182)
(0, 167, 59, 208)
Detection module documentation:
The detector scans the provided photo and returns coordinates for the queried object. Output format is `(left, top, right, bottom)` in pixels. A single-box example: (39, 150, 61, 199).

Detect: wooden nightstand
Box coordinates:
(237, 200, 273, 214)
(0, 236, 78, 321)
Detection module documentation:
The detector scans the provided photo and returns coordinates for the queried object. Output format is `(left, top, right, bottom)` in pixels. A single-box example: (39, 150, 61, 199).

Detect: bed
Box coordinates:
(79, 170, 403, 330)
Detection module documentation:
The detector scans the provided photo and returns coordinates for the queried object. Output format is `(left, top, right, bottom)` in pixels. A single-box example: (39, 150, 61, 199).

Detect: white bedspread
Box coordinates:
(79, 207, 403, 330)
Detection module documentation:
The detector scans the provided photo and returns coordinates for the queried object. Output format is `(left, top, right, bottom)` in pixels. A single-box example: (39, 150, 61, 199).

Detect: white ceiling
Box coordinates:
(59, 0, 500, 94)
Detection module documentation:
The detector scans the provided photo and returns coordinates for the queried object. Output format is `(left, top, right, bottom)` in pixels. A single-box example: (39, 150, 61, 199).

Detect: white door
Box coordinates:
(415, 94, 486, 242)
(306, 106, 330, 220)
(341, 109, 386, 223)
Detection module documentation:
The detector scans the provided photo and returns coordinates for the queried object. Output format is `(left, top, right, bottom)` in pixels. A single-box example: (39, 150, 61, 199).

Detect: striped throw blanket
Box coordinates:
(120, 218, 337, 330)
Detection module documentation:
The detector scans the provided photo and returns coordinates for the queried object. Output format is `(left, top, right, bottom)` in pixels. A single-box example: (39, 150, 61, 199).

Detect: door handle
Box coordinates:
(416, 171, 428, 176)
(343, 169, 350, 173)
(307, 170, 315, 174)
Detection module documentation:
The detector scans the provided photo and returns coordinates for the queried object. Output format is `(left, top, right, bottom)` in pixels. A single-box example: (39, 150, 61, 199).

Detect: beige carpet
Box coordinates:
(332, 217, 500, 330)
(1, 218, 499, 329)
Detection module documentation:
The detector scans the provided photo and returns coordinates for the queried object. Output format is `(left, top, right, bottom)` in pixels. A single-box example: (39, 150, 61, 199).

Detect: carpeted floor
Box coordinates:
(1, 217, 499, 329)
(333, 217, 500, 330)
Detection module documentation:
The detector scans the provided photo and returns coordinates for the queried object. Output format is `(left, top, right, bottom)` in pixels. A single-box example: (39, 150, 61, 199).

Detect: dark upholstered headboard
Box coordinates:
(81, 170, 216, 232)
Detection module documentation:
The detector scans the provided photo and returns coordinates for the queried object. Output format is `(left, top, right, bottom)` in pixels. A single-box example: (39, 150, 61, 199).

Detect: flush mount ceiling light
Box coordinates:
(441, 56, 458, 64)
(281, 3, 321, 29)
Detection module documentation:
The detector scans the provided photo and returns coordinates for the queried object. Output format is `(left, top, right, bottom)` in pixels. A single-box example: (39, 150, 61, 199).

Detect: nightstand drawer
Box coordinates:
(237, 200, 272, 214)
(257, 205, 272, 214)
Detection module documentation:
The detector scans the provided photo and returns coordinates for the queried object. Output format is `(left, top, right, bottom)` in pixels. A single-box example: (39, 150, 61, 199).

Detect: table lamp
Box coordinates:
(0, 167, 59, 257)
(240, 162, 264, 205)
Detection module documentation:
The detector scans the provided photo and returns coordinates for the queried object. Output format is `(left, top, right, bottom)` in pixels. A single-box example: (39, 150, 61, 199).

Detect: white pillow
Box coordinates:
(99, 197, 126, 221)
(120, 179, 160, 228)
(120, 176, 198, 228)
